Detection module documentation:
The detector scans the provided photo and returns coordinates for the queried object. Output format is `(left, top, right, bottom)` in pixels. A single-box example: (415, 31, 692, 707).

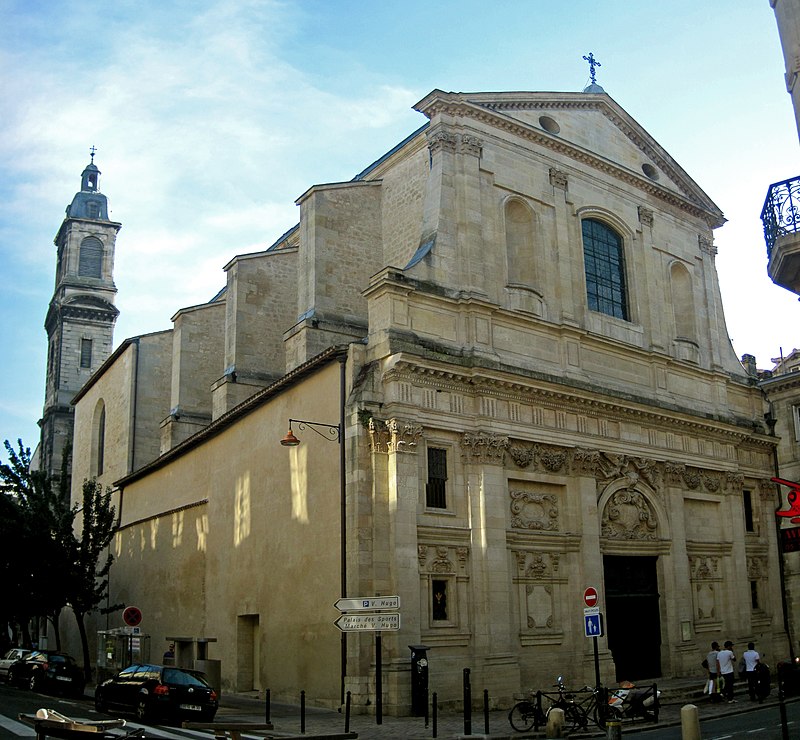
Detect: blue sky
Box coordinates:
(1, 0, 798, 453)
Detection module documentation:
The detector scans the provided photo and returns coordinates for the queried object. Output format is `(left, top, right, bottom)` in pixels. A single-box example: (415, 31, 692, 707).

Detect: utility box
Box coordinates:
(166, 636, 220, 696)
(409, 645, 430, 717)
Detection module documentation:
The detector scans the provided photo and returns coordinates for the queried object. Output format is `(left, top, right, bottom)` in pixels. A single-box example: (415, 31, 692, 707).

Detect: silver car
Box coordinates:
(0, 648, 31, 681)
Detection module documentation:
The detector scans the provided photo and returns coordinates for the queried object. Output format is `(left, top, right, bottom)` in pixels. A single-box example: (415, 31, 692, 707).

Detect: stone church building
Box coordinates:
(59, 83, 788, 711)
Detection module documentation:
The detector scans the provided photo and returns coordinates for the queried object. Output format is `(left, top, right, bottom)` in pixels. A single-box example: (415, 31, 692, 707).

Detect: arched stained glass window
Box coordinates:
(582, 219, 628, 320)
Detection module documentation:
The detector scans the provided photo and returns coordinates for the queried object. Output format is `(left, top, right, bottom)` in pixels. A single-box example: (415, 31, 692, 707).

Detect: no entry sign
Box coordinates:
(583, 587, 598, 608)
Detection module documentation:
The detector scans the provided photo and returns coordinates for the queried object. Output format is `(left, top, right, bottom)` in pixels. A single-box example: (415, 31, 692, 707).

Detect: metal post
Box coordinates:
(778, 672, 789, 740)
(376, 632, 382, 724)
(463, 668, 472, 735)
(345, 691, 351, 733)
(535, 691, 543, 730)
(651, 682, 659, 723)
(300, 689, 306, 734)
(594, 635, 601, 689)
(265, 688, 271, 724)
(483, 689, 489, 734)
(432, 691, 438, 738)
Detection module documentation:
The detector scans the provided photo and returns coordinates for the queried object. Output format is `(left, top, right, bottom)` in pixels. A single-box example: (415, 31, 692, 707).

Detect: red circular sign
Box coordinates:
(122, 606, 143, 627)
(583, 587, 598, 607)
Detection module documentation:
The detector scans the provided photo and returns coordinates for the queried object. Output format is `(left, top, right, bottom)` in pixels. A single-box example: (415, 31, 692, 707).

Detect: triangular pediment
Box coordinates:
(414, 90, 724, 227)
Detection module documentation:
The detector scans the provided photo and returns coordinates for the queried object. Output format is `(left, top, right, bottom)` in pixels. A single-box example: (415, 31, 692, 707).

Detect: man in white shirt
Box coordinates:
(742, 642, 760, 701)
(717, 640, 736, 703)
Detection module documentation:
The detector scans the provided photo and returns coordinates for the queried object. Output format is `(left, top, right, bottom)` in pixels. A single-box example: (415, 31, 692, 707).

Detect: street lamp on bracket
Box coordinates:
(280, 415, 347, 704)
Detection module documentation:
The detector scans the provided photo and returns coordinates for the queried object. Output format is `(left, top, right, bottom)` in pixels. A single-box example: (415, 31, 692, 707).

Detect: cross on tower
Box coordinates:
(89, 145, 97, 163)
(583, 52, 601, 84)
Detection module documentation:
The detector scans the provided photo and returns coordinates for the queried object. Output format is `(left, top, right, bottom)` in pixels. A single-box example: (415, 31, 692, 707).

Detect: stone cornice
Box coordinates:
(382, 359, 761, 445)
(413, 91, 724, 228)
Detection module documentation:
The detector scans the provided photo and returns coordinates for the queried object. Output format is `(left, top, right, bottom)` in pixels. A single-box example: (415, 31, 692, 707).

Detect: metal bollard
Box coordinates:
(463, 668, 472, 735)
(300, 689, 306, 734)
(483, 688, 490, 734)
(265, 688, 271, 724)
(345, 690, 351, 733)
(432, 691, 438, 738)
(546, 706, 564, 738)
(605, 719, 621, 740)
(680, 704, 701, 740)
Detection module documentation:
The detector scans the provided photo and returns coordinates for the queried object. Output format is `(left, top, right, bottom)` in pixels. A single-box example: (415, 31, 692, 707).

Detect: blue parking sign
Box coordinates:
(584, 613, 603, 637)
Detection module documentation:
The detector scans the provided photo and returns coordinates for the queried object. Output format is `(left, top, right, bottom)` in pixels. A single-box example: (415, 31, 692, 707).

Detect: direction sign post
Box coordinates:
(334, 596, 400, 612)
(334, 613, 401, 632)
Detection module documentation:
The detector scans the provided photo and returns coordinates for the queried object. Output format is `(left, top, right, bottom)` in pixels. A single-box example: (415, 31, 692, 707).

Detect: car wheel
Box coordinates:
(29, 672, 42, 692)
(135, 697, 152, 722)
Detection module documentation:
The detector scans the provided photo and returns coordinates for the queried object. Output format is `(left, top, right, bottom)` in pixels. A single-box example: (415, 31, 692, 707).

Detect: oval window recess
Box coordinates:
(642, 163, 659, 181)
(539, 115, 560, 135)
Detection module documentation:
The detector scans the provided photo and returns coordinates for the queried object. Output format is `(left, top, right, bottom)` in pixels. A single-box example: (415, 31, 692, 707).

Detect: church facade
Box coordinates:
(66, 87, 787, 711)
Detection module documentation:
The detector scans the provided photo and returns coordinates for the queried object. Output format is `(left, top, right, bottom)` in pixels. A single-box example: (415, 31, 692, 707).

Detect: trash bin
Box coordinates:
(409, 645, 430, 717)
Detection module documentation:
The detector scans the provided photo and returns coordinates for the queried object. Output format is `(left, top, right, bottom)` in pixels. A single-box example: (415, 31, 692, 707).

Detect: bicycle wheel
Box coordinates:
(593, 699, 609, 729)
(509, 701, 542, 732)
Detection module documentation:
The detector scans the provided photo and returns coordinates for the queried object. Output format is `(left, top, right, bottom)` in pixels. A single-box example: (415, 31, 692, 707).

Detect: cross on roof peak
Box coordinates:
(582, 52, 601, 85)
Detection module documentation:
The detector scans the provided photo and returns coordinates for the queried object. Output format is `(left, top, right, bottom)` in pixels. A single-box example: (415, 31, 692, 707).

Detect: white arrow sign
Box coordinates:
(334, 613, 401, 632)
(334, 596, 400, 612)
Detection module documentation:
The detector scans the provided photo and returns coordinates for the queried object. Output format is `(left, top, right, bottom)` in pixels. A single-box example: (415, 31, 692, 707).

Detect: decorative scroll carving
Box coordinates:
(701, 472, 721, 492)
(549, 167, 568, 190)
(726, 472, 745, 491)
(461, 431, 509, 464)
(508, 445, 535, 468)
(431, 545, 454, 573)
(601, 489, 658, 540)
(386, 418, 423, 453)
(418, 543, 469, 574)
(698, 235, 717, 258)
(539, 446, 567, 473)
(510, 491, 559, 531)
(428, 129, 458, 154)
(460, 134, 483, 157)
(573, 448, 601, 475)
(747, 556, 764, 580)
(638, 206, 654, 227)
(514, 551, 561, 579)
(368, 417, 391, 453)
(526, 584, 554, 629)
(689, 555, 720, 580)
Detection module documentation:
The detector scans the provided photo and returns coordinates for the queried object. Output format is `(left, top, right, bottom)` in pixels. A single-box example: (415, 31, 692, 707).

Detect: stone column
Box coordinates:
(461, 431, 521, 698)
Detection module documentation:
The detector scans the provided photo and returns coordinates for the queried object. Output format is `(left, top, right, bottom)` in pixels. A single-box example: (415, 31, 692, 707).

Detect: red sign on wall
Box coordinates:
(583, 587, 598, 607)
(781, 526, 800, 554)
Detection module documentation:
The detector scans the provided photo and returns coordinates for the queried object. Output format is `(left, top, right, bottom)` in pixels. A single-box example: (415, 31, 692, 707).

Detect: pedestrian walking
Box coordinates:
(703, 641, 722, 702)
(717, 640, 736, 703)
(742, 642, 760, 701)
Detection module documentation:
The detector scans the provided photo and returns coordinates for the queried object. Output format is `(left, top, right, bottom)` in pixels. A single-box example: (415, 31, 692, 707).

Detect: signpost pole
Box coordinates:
(376, 632, 382, 725)
(594, 636, 600, 689)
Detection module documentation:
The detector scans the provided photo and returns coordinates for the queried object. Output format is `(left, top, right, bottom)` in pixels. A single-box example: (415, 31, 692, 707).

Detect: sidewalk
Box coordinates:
(211, 678, 800, 739)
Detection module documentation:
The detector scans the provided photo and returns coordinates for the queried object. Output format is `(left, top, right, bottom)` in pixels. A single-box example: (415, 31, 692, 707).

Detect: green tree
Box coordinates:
(0, 439, 73, 647)
(69, 477, 120, 680)
(0, 440, 121, 679)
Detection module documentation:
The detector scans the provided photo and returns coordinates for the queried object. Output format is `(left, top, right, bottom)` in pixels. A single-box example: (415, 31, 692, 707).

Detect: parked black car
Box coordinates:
(777, 657, 800, 696)
(8, 650, 85, 697)
(95, 664, 218, 722)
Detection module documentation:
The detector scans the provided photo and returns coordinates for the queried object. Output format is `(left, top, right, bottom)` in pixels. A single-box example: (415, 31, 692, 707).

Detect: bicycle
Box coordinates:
(509, 676, 607, 733)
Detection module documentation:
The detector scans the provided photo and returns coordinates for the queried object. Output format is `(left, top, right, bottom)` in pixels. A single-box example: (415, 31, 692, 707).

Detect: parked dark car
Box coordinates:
(95, 664, 218, 722)
(0, 648, 31, 681)
(777, 657, 800, 696)
(7, 650, 85, 697)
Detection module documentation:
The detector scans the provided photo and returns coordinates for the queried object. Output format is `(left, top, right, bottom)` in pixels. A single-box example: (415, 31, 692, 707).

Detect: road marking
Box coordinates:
(0, 715, 35, 736)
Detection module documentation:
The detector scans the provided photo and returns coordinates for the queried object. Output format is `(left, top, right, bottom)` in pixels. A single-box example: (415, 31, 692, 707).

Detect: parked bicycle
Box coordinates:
(508, 676, 607, 733)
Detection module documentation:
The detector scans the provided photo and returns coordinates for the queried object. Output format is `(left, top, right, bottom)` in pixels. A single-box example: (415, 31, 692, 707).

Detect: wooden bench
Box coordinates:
(18, 711, 138, 740)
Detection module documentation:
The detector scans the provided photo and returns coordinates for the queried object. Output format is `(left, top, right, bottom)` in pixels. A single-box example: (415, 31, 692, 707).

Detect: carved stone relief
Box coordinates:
(601, 489, 658, 540)
(418, 543, 469, 575)
(526, 584, 554, 629)
(461, 431, 509, 465)
(510, 490, 559, 531)
(695, 582, 717, 621)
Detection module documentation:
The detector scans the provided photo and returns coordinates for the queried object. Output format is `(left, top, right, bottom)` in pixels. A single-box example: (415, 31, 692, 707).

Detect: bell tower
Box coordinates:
(39, 149, 121, 483)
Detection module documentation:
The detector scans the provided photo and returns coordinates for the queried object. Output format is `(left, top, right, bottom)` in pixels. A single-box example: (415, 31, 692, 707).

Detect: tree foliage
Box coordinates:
(0, 439, 120, 678)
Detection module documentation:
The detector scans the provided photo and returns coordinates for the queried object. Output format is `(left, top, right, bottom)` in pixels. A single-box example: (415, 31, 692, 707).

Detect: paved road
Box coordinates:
(0, 680, 799, 739)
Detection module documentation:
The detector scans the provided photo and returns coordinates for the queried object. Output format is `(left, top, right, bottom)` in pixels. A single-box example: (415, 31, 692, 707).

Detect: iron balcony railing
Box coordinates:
(762, 175, 800, 259)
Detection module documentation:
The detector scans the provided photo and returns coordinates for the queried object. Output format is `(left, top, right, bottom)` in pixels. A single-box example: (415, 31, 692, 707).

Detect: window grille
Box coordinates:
(582, 218, 628, 320)
(80, 338, 92, 369)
